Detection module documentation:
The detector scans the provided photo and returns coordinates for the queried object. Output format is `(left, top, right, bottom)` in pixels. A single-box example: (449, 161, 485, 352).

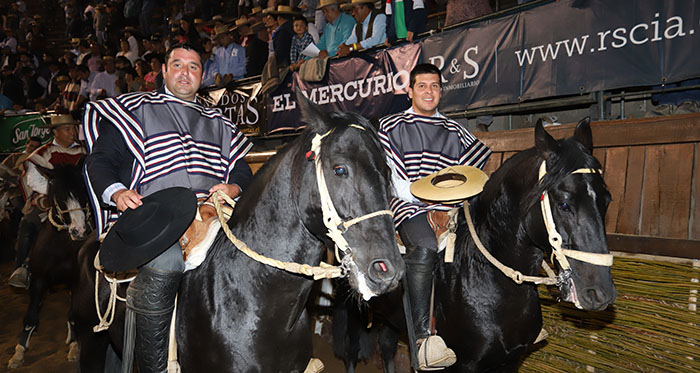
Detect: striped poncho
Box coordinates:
(83, 90, 252, 236)
(378, 109, 492, 227)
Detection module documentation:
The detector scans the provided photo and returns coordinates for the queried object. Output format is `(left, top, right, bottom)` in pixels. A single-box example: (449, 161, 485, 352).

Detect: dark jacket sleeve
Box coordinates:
(85, 118, 134, 207)
(273, 21, 295, 66)
(227, 158, 253, 192)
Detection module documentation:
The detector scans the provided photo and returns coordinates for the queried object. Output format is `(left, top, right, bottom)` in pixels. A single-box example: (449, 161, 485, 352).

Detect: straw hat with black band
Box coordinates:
(410, 166, 489, 204)
(99, 187, 197, 272)
(270, 5, 302, 16)
(317, 0, 342, 9)
(250, 6, 263, 16)
(230, 16, 250, 32)
(41, 114, 80, 128)
(341, 0, 377, 10)
(243, 21, 266, 36)
(213, 24, 231, 39)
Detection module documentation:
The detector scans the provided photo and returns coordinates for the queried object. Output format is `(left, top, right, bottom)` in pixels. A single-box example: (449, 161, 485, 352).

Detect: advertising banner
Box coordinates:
(421, 0, 700, 112)
(265, 42, 421, 133)
(0, 114, 53, 153)
(198, 81, 266, 136)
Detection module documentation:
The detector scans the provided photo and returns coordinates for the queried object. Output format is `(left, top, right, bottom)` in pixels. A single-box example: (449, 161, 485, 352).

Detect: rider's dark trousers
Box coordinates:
(14, 208, 41, 268)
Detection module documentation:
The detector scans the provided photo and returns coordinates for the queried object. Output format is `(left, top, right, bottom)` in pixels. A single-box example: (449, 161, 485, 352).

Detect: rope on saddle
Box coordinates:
(212, 190, 344, 280)
(93, 253, 135, 332)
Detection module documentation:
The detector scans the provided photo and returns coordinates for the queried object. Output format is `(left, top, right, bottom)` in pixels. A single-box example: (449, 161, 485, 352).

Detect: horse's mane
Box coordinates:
(230, 109, 391, 225)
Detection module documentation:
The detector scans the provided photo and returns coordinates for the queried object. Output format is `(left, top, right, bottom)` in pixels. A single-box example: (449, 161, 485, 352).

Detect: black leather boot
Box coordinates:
(126, 266, 181, 373)
(9, 217, 38, 288)
(404, 247, 456, 370)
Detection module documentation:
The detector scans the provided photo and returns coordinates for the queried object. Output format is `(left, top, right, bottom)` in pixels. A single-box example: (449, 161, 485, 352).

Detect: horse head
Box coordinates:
(295, 91, 404, 300)
(36, 158, 92, 241)
(524, 118, 616, 310)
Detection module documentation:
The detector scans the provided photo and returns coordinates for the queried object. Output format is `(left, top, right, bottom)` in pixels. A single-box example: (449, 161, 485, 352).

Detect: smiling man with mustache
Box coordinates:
(83, 43, 253, 372)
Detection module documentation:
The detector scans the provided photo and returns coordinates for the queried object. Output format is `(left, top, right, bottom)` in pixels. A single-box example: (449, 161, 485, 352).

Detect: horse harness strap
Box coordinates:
(464, 203, 557, 285)
(538, 161, 614, 269)
(213, 190, 343, 279)
(464, 161, 613, 286)
(47, 197, 91, 231)
(310, 128, 393, 263)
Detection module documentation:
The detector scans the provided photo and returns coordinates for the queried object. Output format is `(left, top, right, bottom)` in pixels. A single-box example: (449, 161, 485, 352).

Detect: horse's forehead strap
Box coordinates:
(538, 161, 602, 182)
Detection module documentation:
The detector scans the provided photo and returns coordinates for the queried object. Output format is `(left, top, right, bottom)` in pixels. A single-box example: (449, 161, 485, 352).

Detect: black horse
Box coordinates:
(8, 160, 92, 369)
(71, 96, 405, 372)
(333, 118, 617, 372)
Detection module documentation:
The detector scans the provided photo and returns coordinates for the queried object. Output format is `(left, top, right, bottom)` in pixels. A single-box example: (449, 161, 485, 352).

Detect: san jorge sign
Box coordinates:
(0, 114, 53, 153)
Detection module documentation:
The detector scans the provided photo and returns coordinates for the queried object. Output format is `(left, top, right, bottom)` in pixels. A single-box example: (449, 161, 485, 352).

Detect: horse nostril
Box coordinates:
(370, 260, 394, 279)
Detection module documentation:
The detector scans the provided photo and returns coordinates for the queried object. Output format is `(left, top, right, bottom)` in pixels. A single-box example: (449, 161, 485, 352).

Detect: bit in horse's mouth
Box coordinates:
(563, 277, 582, 309)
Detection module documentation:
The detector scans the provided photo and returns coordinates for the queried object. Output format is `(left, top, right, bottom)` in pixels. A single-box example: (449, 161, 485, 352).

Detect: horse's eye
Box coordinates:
(333, 165, 348, 177)
(559, 202, 571, 212)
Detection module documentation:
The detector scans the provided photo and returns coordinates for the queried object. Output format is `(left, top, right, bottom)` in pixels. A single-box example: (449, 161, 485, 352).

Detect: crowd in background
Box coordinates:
(0, 0, 497, 118)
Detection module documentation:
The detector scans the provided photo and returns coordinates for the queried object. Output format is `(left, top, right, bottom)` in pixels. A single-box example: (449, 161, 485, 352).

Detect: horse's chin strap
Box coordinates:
(538, 161, 613, 270)
(310, 128, 393, 264)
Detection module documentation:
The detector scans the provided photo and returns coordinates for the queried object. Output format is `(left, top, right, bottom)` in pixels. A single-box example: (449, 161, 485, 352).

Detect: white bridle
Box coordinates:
(310, 126, 394, 263)
(465, 160, 613, 286)
(538, 161, 613, 271)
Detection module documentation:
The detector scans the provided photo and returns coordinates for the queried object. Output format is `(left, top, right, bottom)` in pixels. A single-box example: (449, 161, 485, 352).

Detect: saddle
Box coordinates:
(396, 209, 459, 262)
(179, 199, 232, 271)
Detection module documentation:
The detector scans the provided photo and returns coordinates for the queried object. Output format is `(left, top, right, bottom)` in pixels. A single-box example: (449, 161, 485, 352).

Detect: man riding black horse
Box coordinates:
(9, 115, 86, 288)
(378, 63, 492, 370)
(84, 43, 253, 372)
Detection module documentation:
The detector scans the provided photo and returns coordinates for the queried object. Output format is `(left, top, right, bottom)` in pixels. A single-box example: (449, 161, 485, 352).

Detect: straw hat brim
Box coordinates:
(410, 166, 488, 204)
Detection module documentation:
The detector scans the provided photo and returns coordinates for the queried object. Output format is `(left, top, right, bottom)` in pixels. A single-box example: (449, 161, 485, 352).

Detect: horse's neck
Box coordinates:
(224, 148, 325, 270)
(458, 159, 543, 278)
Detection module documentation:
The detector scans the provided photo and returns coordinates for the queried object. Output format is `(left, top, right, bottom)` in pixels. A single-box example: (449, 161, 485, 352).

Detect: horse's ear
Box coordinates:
(295, 88, 329, 133)
(534, 119, 558, 160)
(573, 117, 593, 152)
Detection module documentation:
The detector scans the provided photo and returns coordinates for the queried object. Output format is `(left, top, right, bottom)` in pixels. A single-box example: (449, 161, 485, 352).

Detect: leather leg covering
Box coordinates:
(404, 247, 438, 339)
(125, 266, 182, 373)
(14, 218, 37, 268)
(404, 247, 456, 370)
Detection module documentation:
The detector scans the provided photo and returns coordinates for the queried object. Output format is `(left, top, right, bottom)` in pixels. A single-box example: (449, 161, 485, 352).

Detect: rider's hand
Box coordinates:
(112, 189, 143, 212)
(208, 183, 241, 203)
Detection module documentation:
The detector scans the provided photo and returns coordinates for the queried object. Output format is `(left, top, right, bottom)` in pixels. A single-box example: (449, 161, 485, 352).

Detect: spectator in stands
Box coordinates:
(179, 17, 201, 48)
(201, 38, 219, 87)
(232, 17, 252, 47)
(140, 0, 157, 36)
(270, 5, 299, 67)
(244, 22, 268, 77)
(117, 39, 139, 65)
(212, 25, 246, 83)
(76, 40, 92, 66)
(337, 0, 386, 57)
(142, 54, 162, 90)
(0, 29, 18, 54)
(442, 0, 491, 27)
(1, 65, 25, 107)
(43, 59, 64, 100)
(77, 64, 92, 101)
(262, 7, 278, 57)
(89, 56, 118, 100)
(94, 4, 109, 44)
(385, 0, 426, 43)
(194, 18, 209, 40)
(86, 43, 103, 72)
(64, 66, 87, 114)
(289, 16, 313, 72)
(46, 74, 74, 112)
(646, 78, 700, 117)
(20, 66, 45, 108)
